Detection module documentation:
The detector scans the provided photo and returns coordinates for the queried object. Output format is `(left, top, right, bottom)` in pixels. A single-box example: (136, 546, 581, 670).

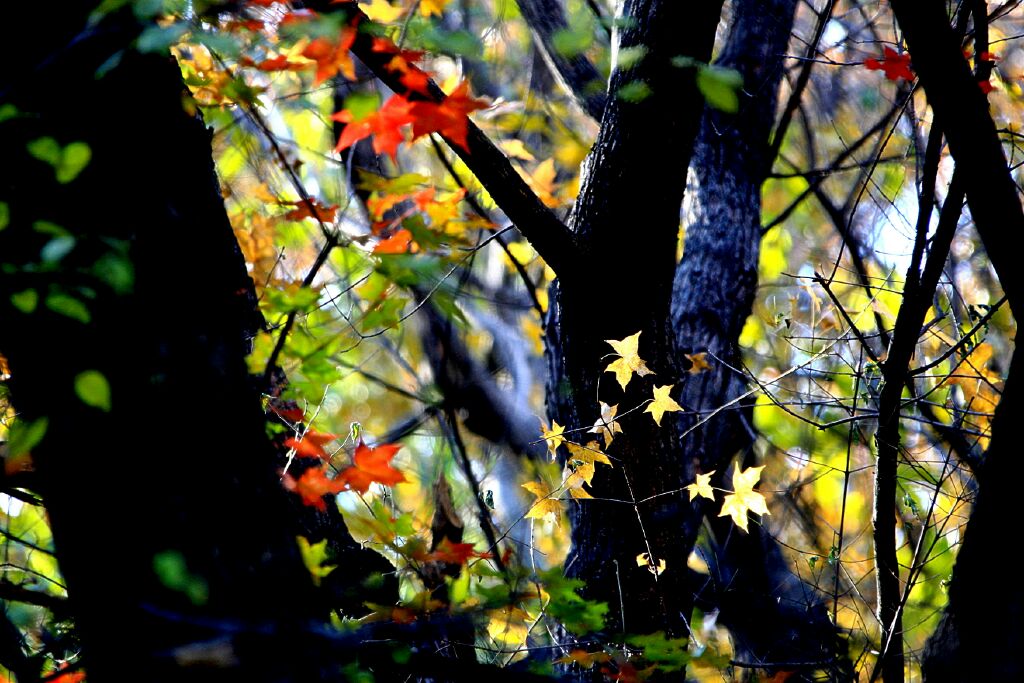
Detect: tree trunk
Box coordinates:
(0, 5, 392, 680)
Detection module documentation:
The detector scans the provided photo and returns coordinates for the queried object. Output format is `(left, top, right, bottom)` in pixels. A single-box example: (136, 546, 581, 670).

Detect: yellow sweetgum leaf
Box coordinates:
(419, 0, 453, 16)
(522, 481, 562, 525)
(604, 331, 654, 390)
(540, 420, 566, 459)
(685, 470, 716, 501)
(564, 462, 596, 499)
(636, 552, 666, 576)
(718, 465, 770, 532)
(566, 440, 612, 467)
(360, 0, 404, 22)
(589, 401, 623, 447)
(645, 384, 682, 425)
(685, 351, 712, 374)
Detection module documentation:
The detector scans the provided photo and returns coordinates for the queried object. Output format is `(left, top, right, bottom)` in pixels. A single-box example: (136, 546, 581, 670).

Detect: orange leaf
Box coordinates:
(256, 55, 308, 72)
(284, 429, 338, 461)
(282, 466, 346, 510)
(429, 538, 493, 564)
(282, 199, 338, 223)
(337, 441, 406, 493)
(409, 81, 488, 151)
(332, 94, 416, 160)
(373, 228, 415, 254)
(302, 27, 358, 85)
(864, 47, 914, 82)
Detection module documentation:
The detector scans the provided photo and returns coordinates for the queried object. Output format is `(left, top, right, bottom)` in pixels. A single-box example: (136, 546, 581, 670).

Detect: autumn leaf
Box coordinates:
(556, 650, 612, 669)
(284, 429, 339, 461)
(604, 331, 654, 391)
(302, 26, 358, 85)
(429, 537, 493, 564)
(645, 384, 682, 426)
(564, 462, 596, 499)
(589, 402, 623, 447)
(373, 228, 415, 254)
(332, 94, 416, 161)
(685, 351, 711, 374)
(282, 466, 346, 510)
(566, 440, 612, 467)
(337, 441, 406, 493)
(409, 80, 489, 151)
(685, 470, 716, 502)
(359, 0, 404, 22)
(281, 199, 338, 223)
(541, 420, 566, 458)
(419, 0, 452, 17)
(864, 47, 914, 82)
(297, 536, 336, 585)
(636, 552, 666, 576)
(718, 465, 770, 532)
(522, 481, 561, 524)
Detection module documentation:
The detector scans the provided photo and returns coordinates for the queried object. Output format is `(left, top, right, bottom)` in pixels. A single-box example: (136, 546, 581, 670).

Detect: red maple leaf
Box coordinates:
(256, 55, 308, 72)
(864, 47, 914, 82)
(429, 538, 493, 564)
(282, 466, 346, 510)
(302, 26, 358, 85)
(409, 81, 488, 151)
(979, 79, 994, 94)
(336, 441, 405, 493)
(332, 94, 416, 160)
(284, 429, 339, 461)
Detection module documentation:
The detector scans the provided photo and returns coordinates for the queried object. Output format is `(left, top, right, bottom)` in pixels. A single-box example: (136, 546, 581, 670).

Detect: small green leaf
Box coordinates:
(56, 142, 92, 183)
(6, 417, 49, 457)
(0, 201, 9, 231)
(75, 370, 112, 411)
(0, 103, 19, 123)
(10, 290, 38, 314)
(153, 550, 209, 605)
(27, 137, 61, 166)
(343, 92, 381, 123)
(617, 81, 652, 103)
(696, 65, 743, 113)
(297, 536, 336, 586)
(45, 293, 91, 323)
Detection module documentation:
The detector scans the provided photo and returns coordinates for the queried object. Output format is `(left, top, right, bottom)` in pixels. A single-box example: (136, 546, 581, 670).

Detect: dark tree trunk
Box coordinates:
(545, 0, 725, 642)
(0, 5, 392, 680)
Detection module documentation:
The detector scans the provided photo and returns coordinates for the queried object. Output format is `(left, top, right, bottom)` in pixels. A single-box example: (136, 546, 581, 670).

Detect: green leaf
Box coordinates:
(56, 142, 91, 183)
(6, 417, 49, 458)
(75, 370, 112, 412)
(0, 103, 20, 123)
(10, 290, 38, 314)
(137, 22, 189, 53)
(153, 550, 209, 605)
(297, 536, 336, 586)
(696, 65, 743, 113)
(617, 81, 652, 103)
(539, 568, 608, 634)
(343, 92, 382, 123)
(0, 201, 9, 231)
(27, 137, 62, 166)
(45, 293, 91, 323)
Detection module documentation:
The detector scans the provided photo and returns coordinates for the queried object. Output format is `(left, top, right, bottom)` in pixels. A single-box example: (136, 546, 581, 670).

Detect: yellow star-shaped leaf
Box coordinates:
(589, 402, 624, 447)
(685, 351, 712, 374)
(522, 481, 562, 525)
(645, 384, 682, 425)
(541, 420, 566, 459)
(718, 465, 770, 532)
(566, 440, 612, 467)
(685, 470, 716, 501)
(564, 462, 596, 499)
(636, 552, 666, 576)
(604, 331, 654, 390)
(359, 0, 405, 22)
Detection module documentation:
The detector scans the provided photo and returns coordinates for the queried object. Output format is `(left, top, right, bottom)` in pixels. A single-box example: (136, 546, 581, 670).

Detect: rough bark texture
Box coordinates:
(0, 5, 394, 680)
(670, 1, 849, 677)
(545, 0, 725, 642)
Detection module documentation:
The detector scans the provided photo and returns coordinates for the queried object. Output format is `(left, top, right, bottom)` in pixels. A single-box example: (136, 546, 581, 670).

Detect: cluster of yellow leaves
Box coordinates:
(522, 437, 612, 526)
(940, 342, 1003, 449)
(684, 465, 770, 532)
(360, 0, 453, 22)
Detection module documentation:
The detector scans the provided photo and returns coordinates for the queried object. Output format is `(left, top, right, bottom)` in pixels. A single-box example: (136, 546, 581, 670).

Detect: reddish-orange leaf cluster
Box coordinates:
(282, 466, 346, 510)
(336, 441, 406, 493)
(284, 429, 338, 461)
(333, 94, 416, 160)
(864, 47, 914, 82)
(253, 55, 308, 72)
(372, 228, 415, 254)
(332, 81, 488, 158)
(303, 26, 359, 85)
(281, 199, 339, 223)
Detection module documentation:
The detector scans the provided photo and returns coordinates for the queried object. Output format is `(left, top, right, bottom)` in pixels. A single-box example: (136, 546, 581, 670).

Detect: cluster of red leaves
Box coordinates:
(333, 81, 488, 159)
(282, 440, 406, 510)
(864, 47, 914, 82)
(412, 537, 493, 565)
(280, 199, 339, 223)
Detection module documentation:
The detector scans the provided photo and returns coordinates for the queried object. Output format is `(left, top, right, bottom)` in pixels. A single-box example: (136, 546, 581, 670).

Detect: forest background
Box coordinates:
(1, 0, 1023, 681)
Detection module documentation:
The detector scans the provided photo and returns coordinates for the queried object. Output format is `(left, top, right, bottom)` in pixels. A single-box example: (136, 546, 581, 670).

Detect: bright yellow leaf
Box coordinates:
(522, 481, 561, 524)
(636, 552, 666, 576)
(296, 536, 336, 586)
(499, 139, 536, 161)
(565, 462, 595, 499)
(645, 384, 682, 425)
(589, 402, 623, 447)
(541, 420, 566, 459)
(718, 465, 770, 532)
(604, 331, 654, 390)
(566, 440, 612, 467)
(360, 0, 404, 22)
(685, 470, 716, 501)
